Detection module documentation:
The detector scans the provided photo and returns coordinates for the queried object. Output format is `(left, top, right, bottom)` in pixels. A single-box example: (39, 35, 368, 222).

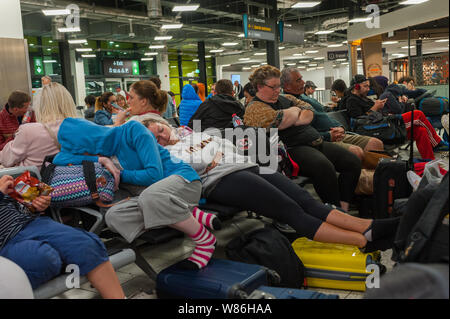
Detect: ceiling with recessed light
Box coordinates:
(19, 0, 448, 62)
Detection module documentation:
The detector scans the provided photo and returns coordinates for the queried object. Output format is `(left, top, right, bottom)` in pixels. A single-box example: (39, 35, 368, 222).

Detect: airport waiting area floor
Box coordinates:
(50, 142, 448, 300)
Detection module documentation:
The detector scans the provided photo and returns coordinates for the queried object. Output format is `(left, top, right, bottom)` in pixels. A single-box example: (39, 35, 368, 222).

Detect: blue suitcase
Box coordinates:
(156, 258, 280, 299)
(248, 286, 339, 299)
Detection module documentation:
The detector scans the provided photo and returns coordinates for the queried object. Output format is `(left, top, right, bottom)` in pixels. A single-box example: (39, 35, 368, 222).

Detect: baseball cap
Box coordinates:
(350, 74, 367, 87)
(305, 81, 317, 89)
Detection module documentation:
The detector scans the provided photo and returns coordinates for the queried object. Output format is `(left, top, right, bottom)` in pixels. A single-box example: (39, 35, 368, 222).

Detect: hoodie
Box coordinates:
(188, 94, 245, 131)
(379, 84, 427, 114)
(178, 84, 203, 126)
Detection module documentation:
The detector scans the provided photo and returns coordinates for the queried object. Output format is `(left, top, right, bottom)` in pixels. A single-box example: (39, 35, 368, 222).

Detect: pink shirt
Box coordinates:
(0, 121, 61, 169)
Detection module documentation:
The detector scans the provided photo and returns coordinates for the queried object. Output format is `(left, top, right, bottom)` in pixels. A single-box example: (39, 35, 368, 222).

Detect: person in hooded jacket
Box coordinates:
(178, 84, 203, 126)
(187, 79, 245, 132)
(373, 76, 427, 114)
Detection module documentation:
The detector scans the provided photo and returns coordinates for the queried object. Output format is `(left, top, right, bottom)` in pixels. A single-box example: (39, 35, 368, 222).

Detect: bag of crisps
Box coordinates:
(9, 171, 53, 210)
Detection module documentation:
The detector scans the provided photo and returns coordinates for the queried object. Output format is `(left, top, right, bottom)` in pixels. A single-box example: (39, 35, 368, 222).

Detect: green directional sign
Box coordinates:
(34, 57, 44, 75)
(132, 60, 140, 75)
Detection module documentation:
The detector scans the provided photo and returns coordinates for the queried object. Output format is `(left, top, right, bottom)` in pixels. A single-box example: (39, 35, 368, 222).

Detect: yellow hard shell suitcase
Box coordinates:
(292, 237, 381, 292)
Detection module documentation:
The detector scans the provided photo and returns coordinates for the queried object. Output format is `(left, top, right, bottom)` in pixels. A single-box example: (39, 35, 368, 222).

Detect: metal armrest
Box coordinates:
(51, 206, 104, 234)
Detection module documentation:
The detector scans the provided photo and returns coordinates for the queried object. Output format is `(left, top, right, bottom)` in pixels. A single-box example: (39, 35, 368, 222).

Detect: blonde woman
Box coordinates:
(0, 82, 78, 169)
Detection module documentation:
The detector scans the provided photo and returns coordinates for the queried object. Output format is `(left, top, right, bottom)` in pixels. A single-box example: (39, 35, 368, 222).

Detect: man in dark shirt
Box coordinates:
(244, 65, 361, 211)
(188, 79, 246, 131)
(280, 68, 384, 160)
(344, 74, 387, 118)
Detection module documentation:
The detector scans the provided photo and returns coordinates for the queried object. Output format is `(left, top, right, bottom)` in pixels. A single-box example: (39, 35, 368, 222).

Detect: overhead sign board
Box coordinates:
(243, 14, 276, 41)
(279, 22, 304, 45)
(327, 50, 349, 61)
(103, 59, 140, 76)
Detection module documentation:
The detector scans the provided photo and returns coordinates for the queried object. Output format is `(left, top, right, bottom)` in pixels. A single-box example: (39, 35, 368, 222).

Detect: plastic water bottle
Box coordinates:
(232, 113, 243, 127)
(22, 109, 33, 124)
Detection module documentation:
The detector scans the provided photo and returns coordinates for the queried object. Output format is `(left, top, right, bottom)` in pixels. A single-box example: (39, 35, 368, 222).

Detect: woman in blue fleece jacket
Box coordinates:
(178, 84, 203, 126)
(54, 82, 219, 270)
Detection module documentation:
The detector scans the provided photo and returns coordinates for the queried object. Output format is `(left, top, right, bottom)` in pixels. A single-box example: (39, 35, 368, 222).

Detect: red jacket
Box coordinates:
(0, 105, 36, 151)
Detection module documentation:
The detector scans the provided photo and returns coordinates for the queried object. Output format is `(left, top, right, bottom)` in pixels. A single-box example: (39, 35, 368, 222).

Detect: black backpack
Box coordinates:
(392, 173, 449, 264)
(225, 224, 305, 289)
(350, 111, 407, 145)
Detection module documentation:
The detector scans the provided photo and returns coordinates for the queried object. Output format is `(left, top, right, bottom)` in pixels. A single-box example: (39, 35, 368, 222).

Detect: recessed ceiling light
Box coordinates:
(141, 57, 154, 61)
(239, 58, 250, 61)
(298, 60, 309, 63)
(161, 24, 183, 29)
(242, 67, 251, 70)
(251, 65, 260, 67)
(42, 9, 71, 16)
(57, 27, 81, 32)
(315, 30, 333, 35)
(308, 63, 318, 66)
(286, 63, 296, 66)
(193, 59, 199, 62)
(401, 46, 415, 49)
(314, 57, 325, 60)
(305, 50, 319, 54)
(293, 53, 304, 56)
(238, 33, 245, 38)
(382, 41, 399, 45)
(254, 52, 266, 55)
(149, 45, 165, 49)
(348, 17, 372, 23)
(223, 42, 238, 46)
(307, 68, 317, 71)
(81, 54, 96, 58)
(399, 0, 429, 5)
(205, 55, 211, 58)
(222, 64, 231, 67)
(75, 48, 93, 52)
(145, 52, 158, 56)
(154, 36, 172, 40)
(172, 5, 200, 12)
(328, 44, 343, 48)
(278, 46, 285, 50)
(68, 39, 87, 44)
(43, 60, 57, 63)
(336, 58, 347, 61)
(435, 39, 449, 42)
(392, 53, 406, 56)
(291, 1, 321, 8)
(210, 49, 224, 53)
(316, 66, 324, 69)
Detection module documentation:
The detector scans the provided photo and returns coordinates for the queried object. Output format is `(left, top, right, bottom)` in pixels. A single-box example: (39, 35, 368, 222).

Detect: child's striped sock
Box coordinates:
(179, 224, 216, 270)
(192, 207, 222, 230)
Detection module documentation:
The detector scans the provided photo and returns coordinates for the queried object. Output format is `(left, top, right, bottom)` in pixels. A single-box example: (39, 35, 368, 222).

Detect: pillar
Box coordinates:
(266, 0, 279, 68)
(361, 35, 383, 77)
(198, 41, 207, 86)
(70, 51, 86, 106)
(0, 0, 31, 106)
(156, 51, 170, 91)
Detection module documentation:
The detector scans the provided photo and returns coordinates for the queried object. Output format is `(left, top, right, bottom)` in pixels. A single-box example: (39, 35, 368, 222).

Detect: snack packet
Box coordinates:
(9, 171, 53, 211)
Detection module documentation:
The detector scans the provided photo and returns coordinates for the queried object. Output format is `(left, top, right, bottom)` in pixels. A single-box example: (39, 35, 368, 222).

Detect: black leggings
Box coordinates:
(288, 141, 362, 206)
(207, 167, 332, 239)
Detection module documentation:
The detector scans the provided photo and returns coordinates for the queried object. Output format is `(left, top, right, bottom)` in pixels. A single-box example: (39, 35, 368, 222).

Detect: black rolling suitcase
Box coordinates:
(372, 104, 416, 219)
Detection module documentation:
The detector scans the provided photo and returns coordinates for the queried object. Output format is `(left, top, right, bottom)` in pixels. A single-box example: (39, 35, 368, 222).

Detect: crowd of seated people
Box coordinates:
(2, 64, 447, 298)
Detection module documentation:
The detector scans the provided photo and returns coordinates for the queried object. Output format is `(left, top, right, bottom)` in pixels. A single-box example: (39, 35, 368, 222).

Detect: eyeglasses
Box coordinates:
(263, 83, 282, 90)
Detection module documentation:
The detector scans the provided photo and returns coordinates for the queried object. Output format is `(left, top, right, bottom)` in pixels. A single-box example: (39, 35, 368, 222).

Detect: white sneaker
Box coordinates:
(407, 170, 422, 191)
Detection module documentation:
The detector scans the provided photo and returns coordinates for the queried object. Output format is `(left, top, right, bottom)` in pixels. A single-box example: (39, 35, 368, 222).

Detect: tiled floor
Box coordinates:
(52, 145, 447, 300)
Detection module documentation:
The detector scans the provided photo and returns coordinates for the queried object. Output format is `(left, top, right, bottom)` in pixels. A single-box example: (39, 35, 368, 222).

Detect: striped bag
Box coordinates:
(40, 156, 115, 208)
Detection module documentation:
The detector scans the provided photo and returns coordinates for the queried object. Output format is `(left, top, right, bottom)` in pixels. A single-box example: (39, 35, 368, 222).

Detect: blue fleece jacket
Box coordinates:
(53, 118, 200, 186)
(94, 110, 114, 126)
(178, 84, 202, 126)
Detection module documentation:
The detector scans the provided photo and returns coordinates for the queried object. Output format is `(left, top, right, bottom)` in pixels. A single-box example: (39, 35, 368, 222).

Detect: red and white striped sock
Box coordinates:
(192, 207, 222, 230)
(182, 224, 216, 270)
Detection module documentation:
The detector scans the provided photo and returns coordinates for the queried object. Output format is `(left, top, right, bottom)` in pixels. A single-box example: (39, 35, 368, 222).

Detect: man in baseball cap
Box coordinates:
(304, 81, 317, 96)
